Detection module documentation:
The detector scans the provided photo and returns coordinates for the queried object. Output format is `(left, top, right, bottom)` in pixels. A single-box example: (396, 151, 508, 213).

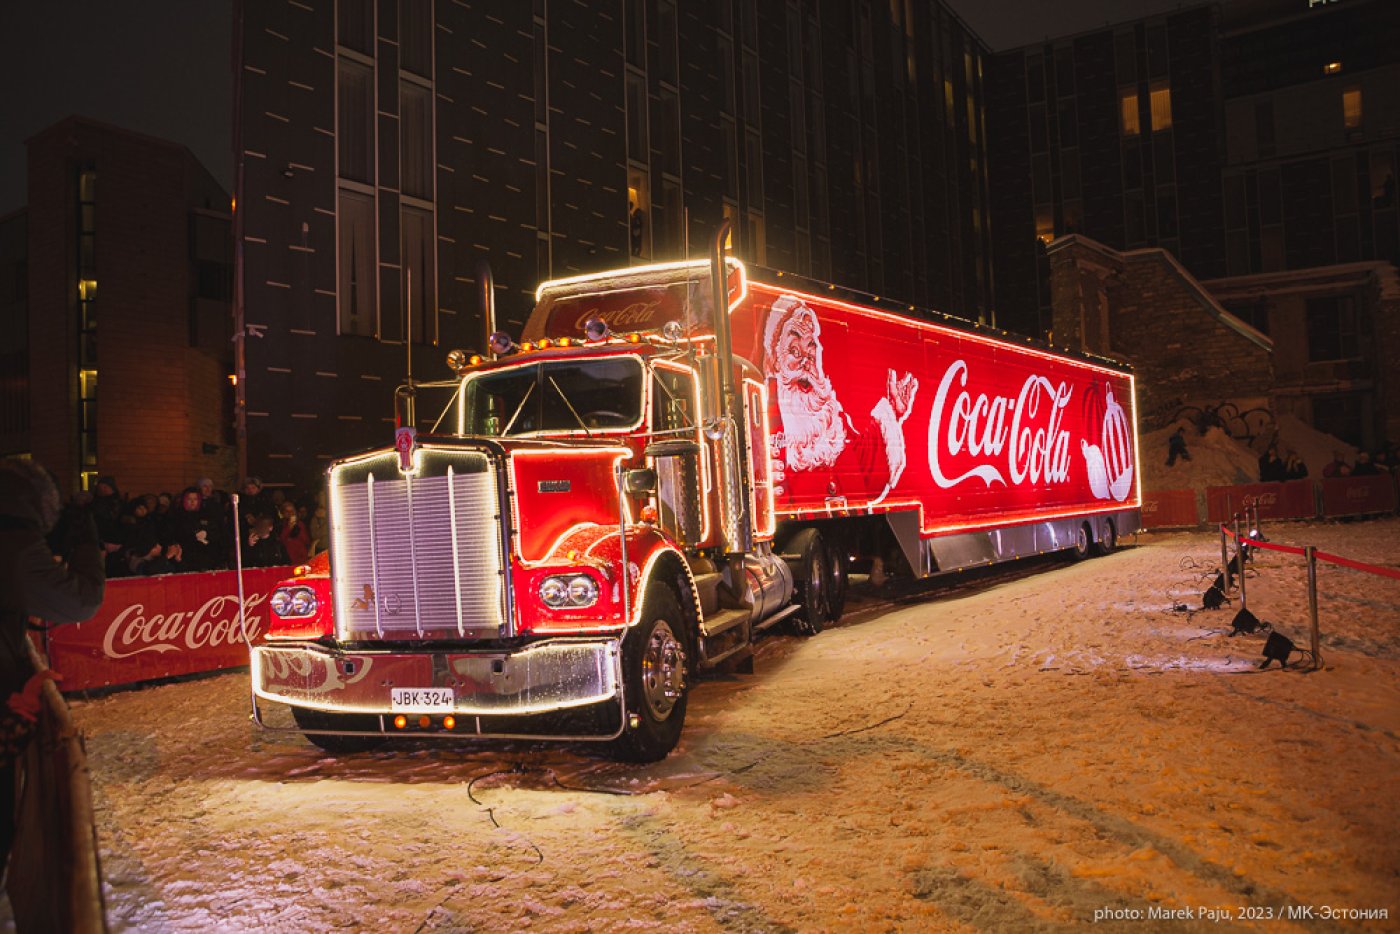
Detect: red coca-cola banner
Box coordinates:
(1141, 489, 1200, 528)
(727, 284, 1141, 535)
(38, 567, 290, 691)
(1320, 474, 1399, 518)
(1205, 480, 1314, 524)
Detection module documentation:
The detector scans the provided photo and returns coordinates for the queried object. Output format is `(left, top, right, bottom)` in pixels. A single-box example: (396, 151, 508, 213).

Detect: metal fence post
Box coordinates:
(1234, 513, 1246, 608)
(1306, 545, 1323, 670)
(1220, 526, 1232, 590)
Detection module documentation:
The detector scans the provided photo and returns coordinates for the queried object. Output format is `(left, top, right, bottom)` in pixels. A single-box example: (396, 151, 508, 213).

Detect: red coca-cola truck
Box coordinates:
(250, 226, 1140, 761)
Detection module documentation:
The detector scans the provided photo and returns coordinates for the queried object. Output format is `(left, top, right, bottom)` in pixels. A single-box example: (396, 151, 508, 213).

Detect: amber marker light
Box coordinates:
(394, 715, 408, 729)
(626, 332, 641, 343)
(443, 715, 457, 730)
(538, 338, 553, 349)
(418, 715, 431, 728)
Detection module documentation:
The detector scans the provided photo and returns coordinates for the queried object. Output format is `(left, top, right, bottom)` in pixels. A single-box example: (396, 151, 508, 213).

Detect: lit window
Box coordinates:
(1343, 87, 1362, 129)
(1119, 92, 1140, 137)
(1149, 81, 1172, 131)
(1323, 61, 1342, 75)
(1035, 206, 1054, 244)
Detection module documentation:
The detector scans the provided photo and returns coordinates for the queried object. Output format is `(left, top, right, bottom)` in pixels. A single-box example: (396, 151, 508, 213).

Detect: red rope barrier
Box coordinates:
(1315, 550, 1400, 582)
(1220, 525, 1400, 579)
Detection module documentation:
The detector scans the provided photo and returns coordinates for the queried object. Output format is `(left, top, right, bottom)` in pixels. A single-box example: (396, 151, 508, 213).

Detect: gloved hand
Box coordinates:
(6, 669, 62, 722)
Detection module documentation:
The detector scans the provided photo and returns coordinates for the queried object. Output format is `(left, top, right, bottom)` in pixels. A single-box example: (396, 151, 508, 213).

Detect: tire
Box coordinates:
(825, 538, 848, 623)
(292, 706, 386, 754)
(1093, 520, 1117, 556)
(788, 528, 829, 636)
(608, 585, 691, 763)
(1071, 522, 1091, 561)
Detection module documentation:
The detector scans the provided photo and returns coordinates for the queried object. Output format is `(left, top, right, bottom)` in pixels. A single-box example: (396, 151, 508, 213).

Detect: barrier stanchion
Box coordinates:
(1305, 546, 1323, 671)
(1220, 524, 1231, 593)
(1234, 513, 1247, 607)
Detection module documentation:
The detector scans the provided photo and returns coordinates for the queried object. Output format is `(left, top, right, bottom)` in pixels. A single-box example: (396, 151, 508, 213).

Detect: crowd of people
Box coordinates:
(50, 475, 327, 579)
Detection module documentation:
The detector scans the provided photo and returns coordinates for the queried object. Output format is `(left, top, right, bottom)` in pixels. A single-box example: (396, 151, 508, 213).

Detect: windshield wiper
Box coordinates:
(548, 376, 593, 437)
(502, 380, 536, 435)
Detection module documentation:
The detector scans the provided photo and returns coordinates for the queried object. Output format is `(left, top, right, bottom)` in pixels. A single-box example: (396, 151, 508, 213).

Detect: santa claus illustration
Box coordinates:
(762, 294, 918, 505)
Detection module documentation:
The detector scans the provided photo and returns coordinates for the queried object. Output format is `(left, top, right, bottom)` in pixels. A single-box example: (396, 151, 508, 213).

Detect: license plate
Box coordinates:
(390, 687, 455, 712)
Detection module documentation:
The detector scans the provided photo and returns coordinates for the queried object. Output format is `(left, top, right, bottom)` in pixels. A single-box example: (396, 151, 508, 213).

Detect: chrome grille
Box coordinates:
(330, 449, 506, 640)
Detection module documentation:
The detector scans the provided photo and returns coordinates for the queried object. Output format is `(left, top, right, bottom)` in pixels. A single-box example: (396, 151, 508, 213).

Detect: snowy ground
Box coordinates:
(65, 517, 1400, 932)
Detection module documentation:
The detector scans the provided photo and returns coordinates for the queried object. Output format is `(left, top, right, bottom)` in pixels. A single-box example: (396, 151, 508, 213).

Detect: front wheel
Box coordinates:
(608, 585, 690, 763)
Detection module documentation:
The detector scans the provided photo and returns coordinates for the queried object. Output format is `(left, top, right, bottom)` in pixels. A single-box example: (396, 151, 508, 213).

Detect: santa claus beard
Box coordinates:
(776, 372, 848, 471)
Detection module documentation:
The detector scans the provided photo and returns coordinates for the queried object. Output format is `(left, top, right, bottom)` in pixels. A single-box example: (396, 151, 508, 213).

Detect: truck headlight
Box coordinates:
(539, 574, 600, 608)
(272, 585, 318, 618)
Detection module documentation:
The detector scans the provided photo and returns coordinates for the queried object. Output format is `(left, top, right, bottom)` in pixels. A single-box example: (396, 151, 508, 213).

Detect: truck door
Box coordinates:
(651, 365, 704, 546)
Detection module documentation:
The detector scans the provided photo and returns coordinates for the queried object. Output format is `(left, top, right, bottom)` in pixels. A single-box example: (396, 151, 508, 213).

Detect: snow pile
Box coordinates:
(1142, 414, 1357, 492)
(1271, 413, 1357, 479)
(1141, 422, 1258, 490)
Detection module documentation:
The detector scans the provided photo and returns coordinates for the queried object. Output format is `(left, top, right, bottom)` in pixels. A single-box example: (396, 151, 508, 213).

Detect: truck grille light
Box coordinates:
(394, 715, 408, 729)
(443, 716, 456, 730)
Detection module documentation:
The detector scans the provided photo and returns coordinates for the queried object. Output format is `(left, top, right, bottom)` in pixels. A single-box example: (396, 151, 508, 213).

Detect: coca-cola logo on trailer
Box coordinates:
(101, 592, 270, 660)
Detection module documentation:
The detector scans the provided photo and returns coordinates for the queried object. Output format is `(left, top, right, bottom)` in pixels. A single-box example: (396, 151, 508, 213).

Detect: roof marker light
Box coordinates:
(488, 331, 517, 355)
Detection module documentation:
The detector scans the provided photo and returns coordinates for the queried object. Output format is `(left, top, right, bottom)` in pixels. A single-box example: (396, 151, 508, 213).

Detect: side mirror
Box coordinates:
(623, 468, 658, 494)
(644, 439, 702, 459)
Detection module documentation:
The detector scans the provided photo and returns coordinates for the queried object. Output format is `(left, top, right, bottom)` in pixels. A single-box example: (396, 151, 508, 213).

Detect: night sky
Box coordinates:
(0, 0, 1189, 217)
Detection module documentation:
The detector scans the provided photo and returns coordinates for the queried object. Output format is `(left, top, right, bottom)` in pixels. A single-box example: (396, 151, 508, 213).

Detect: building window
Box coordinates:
(400, 0, 432, 78)
(401, 80, 433, 200)
(628, 170, 651, 259)
(337, 0, 373, 55)
(1342, 87, 1362, 129)
(76, 168, 98, 488)
(625, 0, 645, 69)
(338, 189, 376, 336)
(1305, 295, 1359, 362)
(1119, 91, 1140, 137)
(401, 206, 436, 344)
(1149, 81, 1172, 132)
(338, 59, 375, 184)
(625, 73, 648, 162)
(1034, 205, 1054, 244)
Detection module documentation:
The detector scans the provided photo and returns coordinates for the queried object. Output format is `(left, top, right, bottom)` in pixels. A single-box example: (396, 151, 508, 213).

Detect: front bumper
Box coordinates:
(252, 637, 622, 717)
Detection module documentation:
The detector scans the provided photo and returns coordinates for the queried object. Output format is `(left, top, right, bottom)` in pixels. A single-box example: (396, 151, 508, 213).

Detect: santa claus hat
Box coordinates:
(763, 294, 818, 375)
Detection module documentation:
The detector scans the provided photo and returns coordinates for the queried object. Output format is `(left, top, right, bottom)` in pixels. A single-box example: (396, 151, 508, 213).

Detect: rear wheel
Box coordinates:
(1071, 523, 1091, 561)
(825, 538, 848, 623)
(788, 529, 829, 636)
(1093, 520, 1117, 556)
(608, 585, 690, 763)
(291, 706, 386, 754)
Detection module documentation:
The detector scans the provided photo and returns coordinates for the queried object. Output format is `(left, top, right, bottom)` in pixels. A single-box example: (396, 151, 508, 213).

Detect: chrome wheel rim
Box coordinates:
(640, 620, 685, 721)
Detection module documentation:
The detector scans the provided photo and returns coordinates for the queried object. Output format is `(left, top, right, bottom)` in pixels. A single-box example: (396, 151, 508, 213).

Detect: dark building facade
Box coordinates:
(989, 0, 1400, 341)
(2, 118, 234, 496)
(235, 0, 996, 488)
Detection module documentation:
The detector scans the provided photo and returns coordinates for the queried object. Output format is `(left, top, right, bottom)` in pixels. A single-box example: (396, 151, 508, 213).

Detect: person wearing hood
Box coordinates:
(0, 458, 105, 872)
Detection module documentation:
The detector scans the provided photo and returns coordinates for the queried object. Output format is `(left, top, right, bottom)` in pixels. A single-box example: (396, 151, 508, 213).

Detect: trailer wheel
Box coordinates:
(1093, 519, 1117, 556)
(291, 707, 386, 754)
(609, 585, 690, 763)
(825, 538, 848, 623)
(788, 528, 829, 636)
(1071, 522, 1091, 561)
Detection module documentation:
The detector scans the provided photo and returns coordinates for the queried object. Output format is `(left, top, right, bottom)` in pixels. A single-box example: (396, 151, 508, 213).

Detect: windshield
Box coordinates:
(462, 356, 645, 436)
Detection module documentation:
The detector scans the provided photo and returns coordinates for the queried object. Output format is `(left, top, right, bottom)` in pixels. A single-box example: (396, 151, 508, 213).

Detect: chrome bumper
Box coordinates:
(252, 638, 622, 716)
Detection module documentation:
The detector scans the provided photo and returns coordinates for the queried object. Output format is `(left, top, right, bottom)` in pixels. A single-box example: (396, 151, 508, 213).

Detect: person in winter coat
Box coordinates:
(276, 501, 311, 566)
(167, 488, 225, 573)
(245, 515, 290, 568)
(0, 458, 105, 872)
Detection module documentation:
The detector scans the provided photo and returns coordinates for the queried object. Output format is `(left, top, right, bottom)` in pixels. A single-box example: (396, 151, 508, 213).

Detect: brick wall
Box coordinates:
(25, 118, 233, 497)
(1048, 235, 1273, 429)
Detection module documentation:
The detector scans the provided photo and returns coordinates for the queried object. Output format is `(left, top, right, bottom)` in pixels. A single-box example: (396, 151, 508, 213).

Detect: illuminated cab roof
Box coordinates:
(523, 258, 747, 343)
